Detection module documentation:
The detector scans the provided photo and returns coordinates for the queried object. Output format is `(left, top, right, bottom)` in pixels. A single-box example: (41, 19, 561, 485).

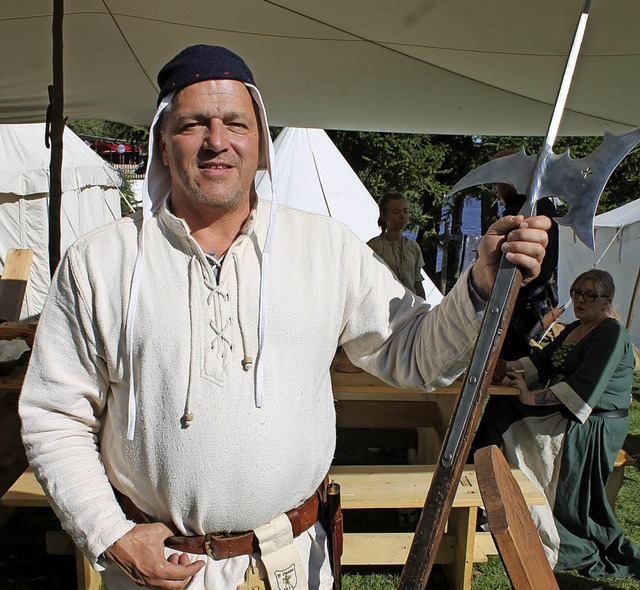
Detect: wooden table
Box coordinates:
(331, 365, 516, 398)
(331, 365, 516, 463)
(329, 368, 542, 590)
(0, 323, 36, 496)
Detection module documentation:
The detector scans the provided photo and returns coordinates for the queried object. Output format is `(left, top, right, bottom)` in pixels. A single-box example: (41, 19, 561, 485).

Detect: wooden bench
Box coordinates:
(5, 463, 543, 590)
(607, 449, 637, 513)
(328, 463, 545, 590)
(1, 468, 101, 590)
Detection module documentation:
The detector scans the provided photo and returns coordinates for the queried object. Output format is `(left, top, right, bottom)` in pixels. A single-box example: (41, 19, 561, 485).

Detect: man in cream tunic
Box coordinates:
(19, 45, 550, 589)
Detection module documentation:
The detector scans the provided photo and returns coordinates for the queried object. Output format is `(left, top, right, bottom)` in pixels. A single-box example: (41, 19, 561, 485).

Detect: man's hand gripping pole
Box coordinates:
(398, 1, 640, 588)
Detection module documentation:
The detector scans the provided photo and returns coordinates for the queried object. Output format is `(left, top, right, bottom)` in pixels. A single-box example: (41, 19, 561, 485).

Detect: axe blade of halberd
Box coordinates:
(447, 127, 640, 250)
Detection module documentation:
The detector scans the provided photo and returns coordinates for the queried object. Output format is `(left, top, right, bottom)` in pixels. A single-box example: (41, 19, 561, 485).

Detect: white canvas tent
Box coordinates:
(255, 127, 379, 242)
(0, 123, 122, 320)
(1, 2, 639, 136)
(255, 127, 443, 305)
(558, 198, 640, 346)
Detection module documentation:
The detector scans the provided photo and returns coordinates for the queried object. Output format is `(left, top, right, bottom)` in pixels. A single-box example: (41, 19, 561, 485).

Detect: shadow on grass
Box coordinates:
(624, 432, 640, 462)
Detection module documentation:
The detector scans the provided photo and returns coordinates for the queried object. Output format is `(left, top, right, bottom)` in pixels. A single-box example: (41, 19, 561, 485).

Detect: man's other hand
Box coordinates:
(104, 523, 205, 588)
(471, 215, 551, 300)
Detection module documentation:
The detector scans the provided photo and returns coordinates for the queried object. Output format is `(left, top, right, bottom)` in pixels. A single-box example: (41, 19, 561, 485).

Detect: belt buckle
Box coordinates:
(203, 532, 231, 559)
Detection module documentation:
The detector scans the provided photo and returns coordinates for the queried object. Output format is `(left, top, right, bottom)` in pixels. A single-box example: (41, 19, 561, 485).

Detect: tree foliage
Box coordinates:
(328, 130, 640, 286)
(328, 130, 451, 275)
(67, 119, 149, 148)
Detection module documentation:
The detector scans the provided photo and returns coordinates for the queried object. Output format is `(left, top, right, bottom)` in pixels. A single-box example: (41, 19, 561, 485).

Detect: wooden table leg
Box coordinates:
(415, 394, 458, 464)
(443, 506, 477, 590)
(75, 549, 101, 590)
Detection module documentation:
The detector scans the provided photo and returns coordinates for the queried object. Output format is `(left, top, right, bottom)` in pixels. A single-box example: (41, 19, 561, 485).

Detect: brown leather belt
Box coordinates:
(115, 485, 323, 560)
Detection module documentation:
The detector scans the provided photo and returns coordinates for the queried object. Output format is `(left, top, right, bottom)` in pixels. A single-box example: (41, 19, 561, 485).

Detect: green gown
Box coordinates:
(474, 317, 640, 578)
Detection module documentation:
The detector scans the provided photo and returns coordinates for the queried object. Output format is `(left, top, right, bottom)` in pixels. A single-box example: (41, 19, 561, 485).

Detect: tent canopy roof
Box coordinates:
(1, 1, 639, 136)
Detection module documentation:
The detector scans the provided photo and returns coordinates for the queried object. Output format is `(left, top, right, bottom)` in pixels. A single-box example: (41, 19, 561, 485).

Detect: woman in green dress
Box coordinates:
(483, 269, 639, 577)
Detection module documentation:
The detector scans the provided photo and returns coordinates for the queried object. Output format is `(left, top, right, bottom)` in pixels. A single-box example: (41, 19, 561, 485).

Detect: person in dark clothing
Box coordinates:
(472, 148, 561, 469)
(492, 149, 560, 360)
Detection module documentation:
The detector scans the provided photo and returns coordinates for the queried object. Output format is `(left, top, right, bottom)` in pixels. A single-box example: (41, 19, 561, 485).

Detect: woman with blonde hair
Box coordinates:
(476, 269, 640, 577)
(367, 191, 426, 298)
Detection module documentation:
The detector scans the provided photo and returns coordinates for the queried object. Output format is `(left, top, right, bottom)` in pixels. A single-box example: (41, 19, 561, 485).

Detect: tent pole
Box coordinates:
(440, 222, 449, 295)
(47, 0, 65, 277)
(626, 267, 640, 333)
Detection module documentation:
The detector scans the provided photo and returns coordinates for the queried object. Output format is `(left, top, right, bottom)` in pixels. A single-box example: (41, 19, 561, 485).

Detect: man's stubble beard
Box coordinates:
(177, 166, 250, 214)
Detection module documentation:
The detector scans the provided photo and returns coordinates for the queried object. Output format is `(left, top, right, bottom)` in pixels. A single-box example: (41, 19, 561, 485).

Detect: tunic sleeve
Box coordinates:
(342, 233, 482, 391)
(19, 250, 135, 565)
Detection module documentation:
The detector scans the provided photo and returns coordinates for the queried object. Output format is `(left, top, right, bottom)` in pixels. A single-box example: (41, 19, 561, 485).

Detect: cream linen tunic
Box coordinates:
(19, 199, 481, 589)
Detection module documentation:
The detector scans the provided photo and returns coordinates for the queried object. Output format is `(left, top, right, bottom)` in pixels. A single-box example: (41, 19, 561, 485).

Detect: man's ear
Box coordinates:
(159, 132, 169, 167)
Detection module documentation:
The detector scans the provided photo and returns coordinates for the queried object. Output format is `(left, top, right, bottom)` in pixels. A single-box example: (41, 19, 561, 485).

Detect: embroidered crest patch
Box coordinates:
(274, 563, 298, 590)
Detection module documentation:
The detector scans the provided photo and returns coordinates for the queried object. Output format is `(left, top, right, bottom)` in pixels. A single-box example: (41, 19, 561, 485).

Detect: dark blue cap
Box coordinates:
(157, 45, 256, 105)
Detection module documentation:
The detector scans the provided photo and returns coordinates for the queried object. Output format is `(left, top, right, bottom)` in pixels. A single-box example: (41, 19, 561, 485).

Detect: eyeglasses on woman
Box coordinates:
(570, 288, 605, 303)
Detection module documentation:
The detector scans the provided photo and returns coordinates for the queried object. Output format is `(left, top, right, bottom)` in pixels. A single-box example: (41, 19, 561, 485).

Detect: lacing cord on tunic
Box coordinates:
(181, 257, 199, 425)
(233, 252, 253, 372)
(182, 280, 233, 426)
(209, 308, 232, 355)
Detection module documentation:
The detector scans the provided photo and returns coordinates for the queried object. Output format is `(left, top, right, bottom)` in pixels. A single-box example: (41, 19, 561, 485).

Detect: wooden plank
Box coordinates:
(342, 532, 457, 565)
(445, 506, 477, 590)
(1, 467, 48, 506)
(0, 249, 33, 322)
(331, 366, 516, 397)
(607, 449, 636, 512)
(0, 322, 37, 346)
(76, 548, 102, 590)
(342, 530, 497, 566)
(1, 249, 33, 280)
(614, 449, 636, 468)
(7, 464, 546, 511)
(335, 400, 438, 429)
(329, 464, 545, 510)
(0, 462, 29, 500)
(474, 446, 559, 590)
(473, 532, 497, 562)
